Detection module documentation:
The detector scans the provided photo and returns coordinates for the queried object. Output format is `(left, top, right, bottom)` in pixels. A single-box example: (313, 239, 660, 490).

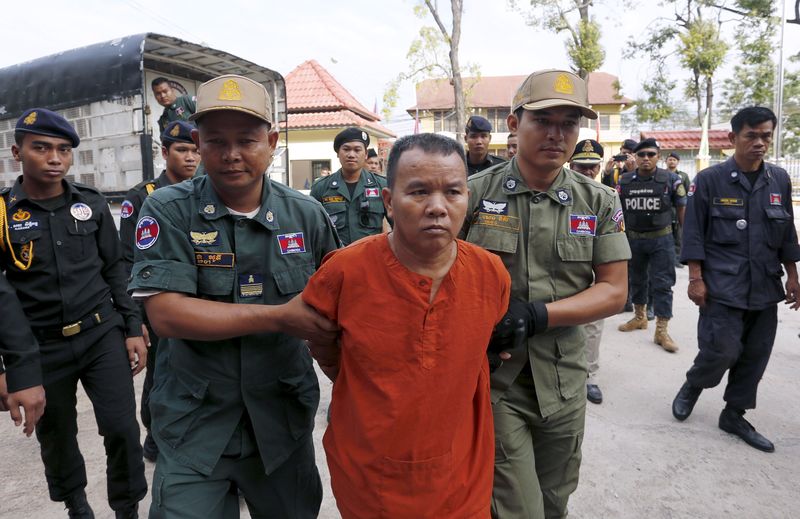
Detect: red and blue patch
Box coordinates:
(120, 200, 134, 219)
(569, 214, 597, 236)
(136, 216, 160, 250)
(770, 193, 782, 205)
(365, 187, 380, 198)
(278, 232, 306, 255)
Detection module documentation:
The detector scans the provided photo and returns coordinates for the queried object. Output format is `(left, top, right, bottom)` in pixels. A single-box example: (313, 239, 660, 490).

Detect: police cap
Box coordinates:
(161, 120, 196, 145)
(466, 115, 492, 133)
(571, 139, 604, 165)
(621, 139, 638, 151)
(367, 148, 378, 159)
(191, 74, 273, 125)
(512, 69, 597, 119)
(334, 127, 370, 152)
(668, 152, 680, 160)
(15, 108, 80, 147)
(634, 138, 660, 152)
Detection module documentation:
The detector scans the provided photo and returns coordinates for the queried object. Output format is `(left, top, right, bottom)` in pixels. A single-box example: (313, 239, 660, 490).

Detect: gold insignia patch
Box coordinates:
(20, 243, 31, 262)
(322, 195, 346, 204)
(190, 231, 219, 245)
(12, 209, 31, 222)
(218, 79, 242, 101)
(23, 112, 37, 125)
(582, 140, 594, 152)
(473, 213, 521, 232)
(554, 73, 574, 95)
(170, 124, 180, 137)
(195, 252, 235, 268)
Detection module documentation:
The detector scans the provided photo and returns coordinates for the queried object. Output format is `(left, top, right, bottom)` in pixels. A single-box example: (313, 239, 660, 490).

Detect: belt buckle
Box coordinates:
(62, 322, 82, 337)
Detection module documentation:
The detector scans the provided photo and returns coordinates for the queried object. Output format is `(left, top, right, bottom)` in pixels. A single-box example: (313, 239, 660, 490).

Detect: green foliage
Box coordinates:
(782, 64, 800, 156)
(635, 61, 677, 123)
(568, 18, 605, 76)
(677, 20, 727, 79)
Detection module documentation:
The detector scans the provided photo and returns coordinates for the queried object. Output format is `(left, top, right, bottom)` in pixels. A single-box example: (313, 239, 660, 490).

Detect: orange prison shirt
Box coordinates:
(302, 234, 510, 519)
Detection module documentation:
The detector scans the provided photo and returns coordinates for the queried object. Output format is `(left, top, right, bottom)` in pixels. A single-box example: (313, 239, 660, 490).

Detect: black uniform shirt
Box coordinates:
(120, 171, 173, 274)
(1, 178, 142, 336)
(681, 157, 800, 310)
(0, 273, 42, 392)
(467, 154, 506, 177)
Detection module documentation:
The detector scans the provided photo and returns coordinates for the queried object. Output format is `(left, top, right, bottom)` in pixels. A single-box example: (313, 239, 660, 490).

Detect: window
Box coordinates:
(433, 110, 459, 133)
(581, 114, 610, 131)
(486, 108, 509, 133)
(312, 160, 332, 181)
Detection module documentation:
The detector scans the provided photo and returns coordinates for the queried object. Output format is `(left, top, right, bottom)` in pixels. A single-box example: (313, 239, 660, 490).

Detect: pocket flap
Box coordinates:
(710, 205, 744, 219)
(557, 236, 593, 262)
(273, 263, 314, 295)
(764, 205, 790, 221)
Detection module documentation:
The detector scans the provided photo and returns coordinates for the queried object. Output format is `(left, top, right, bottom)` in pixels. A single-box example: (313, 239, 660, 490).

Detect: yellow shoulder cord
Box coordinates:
(613, 165, 620, 186)
(0, 196, 34, 270)
(145, 183, 156, 195)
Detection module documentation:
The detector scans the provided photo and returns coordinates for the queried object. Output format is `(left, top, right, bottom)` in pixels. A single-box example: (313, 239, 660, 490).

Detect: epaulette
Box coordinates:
(145, 183, 156, 195)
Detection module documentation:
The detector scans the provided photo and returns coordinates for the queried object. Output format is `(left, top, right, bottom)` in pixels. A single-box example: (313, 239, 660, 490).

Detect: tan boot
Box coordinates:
(654, 317, 678, 352)
(618, 304, 648, 331)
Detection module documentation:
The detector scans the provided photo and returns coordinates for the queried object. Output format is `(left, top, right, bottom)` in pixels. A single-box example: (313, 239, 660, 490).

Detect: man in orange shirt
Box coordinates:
(302, 133, 511, 519)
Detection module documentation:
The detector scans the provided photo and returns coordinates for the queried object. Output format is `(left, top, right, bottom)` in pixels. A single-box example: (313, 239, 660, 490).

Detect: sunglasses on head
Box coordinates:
(637, 151, 657, 158)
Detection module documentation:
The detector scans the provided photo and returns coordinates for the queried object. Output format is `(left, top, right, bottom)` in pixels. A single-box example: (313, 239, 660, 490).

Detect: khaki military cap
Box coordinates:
(511, 69, 597, 120)
(190, 74, 273, 125)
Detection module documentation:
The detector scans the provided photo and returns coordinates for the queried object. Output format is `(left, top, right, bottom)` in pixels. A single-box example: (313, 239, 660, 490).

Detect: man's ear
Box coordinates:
(381, 187, 393, 221)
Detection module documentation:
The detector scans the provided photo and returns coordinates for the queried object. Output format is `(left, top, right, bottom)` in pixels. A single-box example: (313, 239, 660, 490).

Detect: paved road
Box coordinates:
(2, 266, 799, 518)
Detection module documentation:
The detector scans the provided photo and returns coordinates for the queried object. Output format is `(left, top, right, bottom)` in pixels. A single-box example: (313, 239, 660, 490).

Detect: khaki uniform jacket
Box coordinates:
(128, 174, 340, 475)
(461, 160, 630, 417)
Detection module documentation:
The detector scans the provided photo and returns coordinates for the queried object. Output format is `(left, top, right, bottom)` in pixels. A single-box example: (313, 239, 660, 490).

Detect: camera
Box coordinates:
(613, 154, 628, 162)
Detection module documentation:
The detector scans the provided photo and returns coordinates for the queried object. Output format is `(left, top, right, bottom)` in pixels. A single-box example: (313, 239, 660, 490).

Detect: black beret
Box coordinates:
(15, 108, 80, 147)
(334, 127, 370, 152)
(367, 148, 378, 159)
(621, 139, 638, 151)
(667, 152, 680, 160)
(161, 120, 196, 145)
(634, 138, 660, 152)
(571, 139, 604, 164)
(465, 115, 492, 133)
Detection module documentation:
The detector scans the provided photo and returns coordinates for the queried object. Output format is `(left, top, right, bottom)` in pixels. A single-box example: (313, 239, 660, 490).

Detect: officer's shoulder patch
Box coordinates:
(278, 232, 307, 255)
(120, 200, 135, 219)
(135, 216, 160, 250)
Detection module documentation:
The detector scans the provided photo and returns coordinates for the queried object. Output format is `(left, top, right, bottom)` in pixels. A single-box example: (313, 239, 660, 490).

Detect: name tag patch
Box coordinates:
(480, 199, 508, 215)
(474, 213, 520, 231)
(135, 216, 160, 250)
(323, 195, 345, 204)
(278, 232, 306, 255)
(120, 200, 134, 219)
(10, 220, 39, 231)
(713, 197, 744, 206)
(239, 274, 263, 298)
(770, 193, 782, 205)
(195, 252, 235, 268)
(365, 187, 380, 198)
(190, 231, 221, 246)
(570, 214, 597, 236)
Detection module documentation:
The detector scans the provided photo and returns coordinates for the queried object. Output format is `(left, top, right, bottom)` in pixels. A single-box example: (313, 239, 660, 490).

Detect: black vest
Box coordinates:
(618, 169, 673, 232)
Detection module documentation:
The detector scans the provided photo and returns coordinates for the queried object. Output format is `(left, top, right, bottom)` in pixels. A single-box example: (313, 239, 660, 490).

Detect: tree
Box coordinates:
(509, 0, 605, 79)
(382, 0, 474, 141)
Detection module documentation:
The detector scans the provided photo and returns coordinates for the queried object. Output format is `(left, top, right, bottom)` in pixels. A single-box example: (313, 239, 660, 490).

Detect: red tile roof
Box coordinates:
(285, 60, 394, 137)
(640, 129, 731, 150)
(407, 72, 632, 112)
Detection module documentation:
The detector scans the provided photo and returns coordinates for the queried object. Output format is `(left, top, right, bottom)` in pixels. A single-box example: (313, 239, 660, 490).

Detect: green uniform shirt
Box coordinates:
(157, 95, 196, 133)
(460, 160, 631, 417)
(128, 174, 340, 475)
(309, 168, 388, 246)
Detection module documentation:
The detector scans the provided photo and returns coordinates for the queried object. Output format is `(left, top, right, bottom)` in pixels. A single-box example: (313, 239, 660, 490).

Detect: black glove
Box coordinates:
(487, 299, 548, 372)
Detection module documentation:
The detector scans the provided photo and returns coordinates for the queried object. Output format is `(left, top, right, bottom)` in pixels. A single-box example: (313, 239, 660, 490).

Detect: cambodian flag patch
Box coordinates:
(569, 214, 597, 236)
(770, 193, 782, 205)
(120, 200, 134, 219)
(278, 232, 306, 255)
(365, 187, 380, 198)
(136, 216, 160, 250)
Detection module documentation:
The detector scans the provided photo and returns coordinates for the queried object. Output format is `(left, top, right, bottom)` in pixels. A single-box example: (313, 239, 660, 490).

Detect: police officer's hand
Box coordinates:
(624, 153, 636, 172)
(687, 279, 707, 308)
(487, 299, 548, 371)
(125, 336, 148, 376)
(141, 324, 152, 348)
(308, 340, 340, 382)
(281, 295, 340, 345)
(5, 384, 46, 437)
(785, 277, 800, 311)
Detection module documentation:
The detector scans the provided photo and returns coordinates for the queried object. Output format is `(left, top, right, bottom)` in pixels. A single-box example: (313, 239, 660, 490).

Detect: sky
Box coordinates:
(1, 0, 798, 135)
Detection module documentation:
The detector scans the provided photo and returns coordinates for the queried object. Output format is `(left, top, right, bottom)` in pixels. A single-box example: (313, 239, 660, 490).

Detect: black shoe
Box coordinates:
(646, 308, 655, 321)
(64, 490, 94, 519)
(586, 384, 603, 404)
(672, 381, 702, 421)
(718, 408, 774, 452)
(115, 504, 138, 519)
(143, 431, 159, 462)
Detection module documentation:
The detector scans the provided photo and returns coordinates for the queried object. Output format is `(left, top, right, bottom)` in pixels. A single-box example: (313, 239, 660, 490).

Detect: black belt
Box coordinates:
(33, 304, 115, 342)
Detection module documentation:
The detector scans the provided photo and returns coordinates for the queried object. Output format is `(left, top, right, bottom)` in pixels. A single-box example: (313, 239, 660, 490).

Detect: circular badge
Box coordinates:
(120, 200, 134, 219)
(70, 203, 92, 221)
(731, 172, 738, 178)
(332, 181, 338, 187)
(203, 204, 215, 215)
(136, 216, 160, 250)
(735, 219, 748, 230)
(505, 178, 517, 190)
(266, 210, 274, 222)
(558, 190, 569, 201)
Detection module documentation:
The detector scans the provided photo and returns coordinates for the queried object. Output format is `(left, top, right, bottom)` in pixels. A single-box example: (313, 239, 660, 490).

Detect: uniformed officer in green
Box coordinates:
(152, 77, 197, 133)
(120, 120, 199, 462)
(309, 127, 389, 245)
(461, 70, 630, 519)
(130, 74, 341, 519)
